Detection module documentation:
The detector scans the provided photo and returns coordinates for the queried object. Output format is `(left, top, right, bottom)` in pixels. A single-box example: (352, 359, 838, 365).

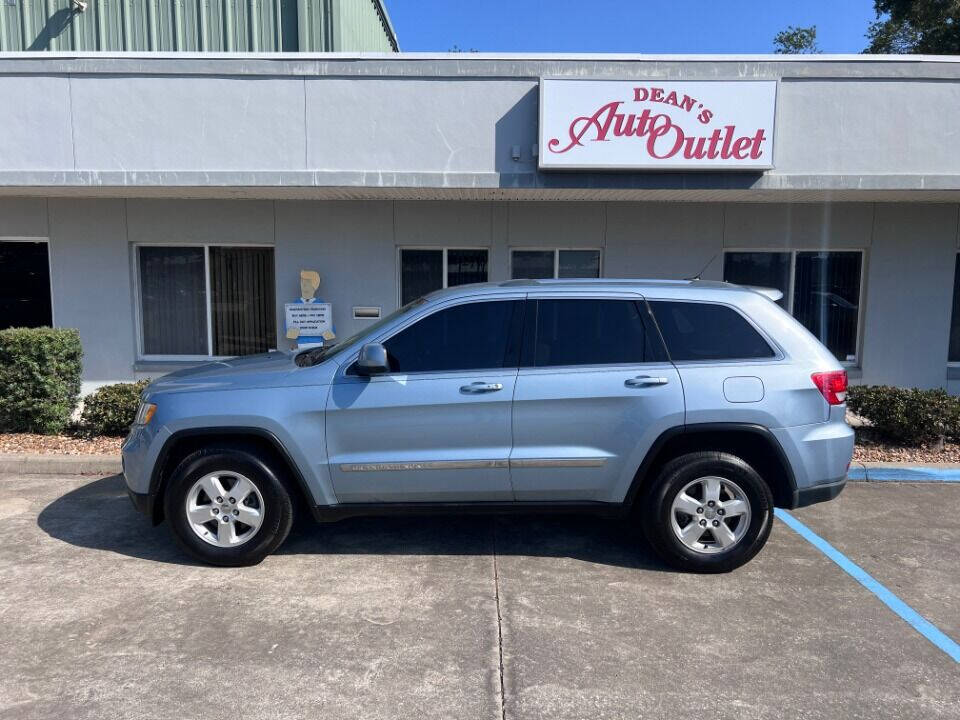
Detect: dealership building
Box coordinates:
(1, 52, 959, 393)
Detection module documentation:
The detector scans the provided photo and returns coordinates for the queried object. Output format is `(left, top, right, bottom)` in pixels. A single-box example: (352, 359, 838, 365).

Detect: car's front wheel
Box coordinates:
(641, 451, 774, 573)
(163, 446, 294, 566)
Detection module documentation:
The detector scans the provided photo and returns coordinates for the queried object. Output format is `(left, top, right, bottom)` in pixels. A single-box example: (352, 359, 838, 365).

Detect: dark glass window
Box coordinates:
(723, 252, 791, 308)
(400, 248, 489, 305)
(209, 247, 276, 356)
(400, 249, 443, 305)
(0, 241, 52, 329)
(650, 301, 775, 361)
(723, 250, 862, 362)
(950, 256, 960, 363)
(139, 246, 208, 355)
(532, 299, 661, 367)
(558, 250, 601, 278)
(792, 251, 861, 363)
(139, 246, 276, 357)
(512, 249, 602, 279)
(512, 250, 554, 279)
(447, 249, 488, 288)
(384, 300, 519, 373)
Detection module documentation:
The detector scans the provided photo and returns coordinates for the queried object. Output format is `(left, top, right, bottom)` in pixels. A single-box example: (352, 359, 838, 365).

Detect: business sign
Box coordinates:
(284, 302, 332, 336)
(539, 79, 777, 171)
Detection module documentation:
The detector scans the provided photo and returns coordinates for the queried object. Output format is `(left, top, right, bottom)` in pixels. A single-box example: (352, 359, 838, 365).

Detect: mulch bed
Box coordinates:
(852, 439, 960, 464)
(2, 430, 960, 464)
(0, 433, 123, 456)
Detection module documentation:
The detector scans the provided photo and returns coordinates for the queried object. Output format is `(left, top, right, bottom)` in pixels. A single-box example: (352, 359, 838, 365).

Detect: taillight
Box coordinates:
(811, 370, 848, 406)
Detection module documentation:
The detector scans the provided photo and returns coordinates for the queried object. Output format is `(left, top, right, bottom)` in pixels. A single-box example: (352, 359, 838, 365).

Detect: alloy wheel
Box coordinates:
(669, 475, 752, 555)
(185, 471, 265, 548)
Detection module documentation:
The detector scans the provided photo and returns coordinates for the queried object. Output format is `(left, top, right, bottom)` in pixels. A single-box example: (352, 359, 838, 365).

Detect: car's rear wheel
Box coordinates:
(641, 451, 773, 573)
(164, 447, 294, 566)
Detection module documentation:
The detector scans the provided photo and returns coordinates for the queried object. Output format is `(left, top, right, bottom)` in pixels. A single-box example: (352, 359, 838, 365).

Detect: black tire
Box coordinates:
(163, 446, 294, 567)
(640, 451, 774, 573)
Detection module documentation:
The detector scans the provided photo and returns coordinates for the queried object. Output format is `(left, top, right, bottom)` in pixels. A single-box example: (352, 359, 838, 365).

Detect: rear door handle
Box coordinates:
(625, 375, 669, 388)
(460, 382, 504, 394)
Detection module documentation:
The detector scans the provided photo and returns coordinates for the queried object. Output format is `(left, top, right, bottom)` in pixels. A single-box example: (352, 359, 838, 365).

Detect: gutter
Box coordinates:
(1, 51, 960, 63)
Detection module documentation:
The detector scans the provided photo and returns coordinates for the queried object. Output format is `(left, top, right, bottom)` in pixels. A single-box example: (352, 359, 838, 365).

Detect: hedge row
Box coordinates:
(847, 385, 960, 445)
(0, 327, 148, 437)
(79, 380, 150, 437)
(0, 328, 83, 434)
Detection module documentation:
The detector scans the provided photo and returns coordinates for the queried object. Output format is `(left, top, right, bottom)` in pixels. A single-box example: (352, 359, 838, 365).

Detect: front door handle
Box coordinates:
(625, 375, 669, 388)
(460, 382, 504, 394)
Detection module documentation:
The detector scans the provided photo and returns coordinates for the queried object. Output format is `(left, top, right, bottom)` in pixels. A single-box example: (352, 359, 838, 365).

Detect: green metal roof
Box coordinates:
(0, 0, 398, 52)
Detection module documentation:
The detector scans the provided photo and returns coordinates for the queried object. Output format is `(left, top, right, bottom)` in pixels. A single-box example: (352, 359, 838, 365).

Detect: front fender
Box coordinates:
(146, 385, 334, 507)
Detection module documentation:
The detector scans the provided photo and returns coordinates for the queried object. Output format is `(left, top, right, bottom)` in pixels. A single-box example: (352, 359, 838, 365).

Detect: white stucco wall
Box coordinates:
(1, 55, 959, 198)
(860, 204, 960, 389)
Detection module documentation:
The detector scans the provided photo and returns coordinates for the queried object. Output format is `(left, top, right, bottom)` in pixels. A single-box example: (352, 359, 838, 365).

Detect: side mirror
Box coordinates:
(355, 343, 390, 376)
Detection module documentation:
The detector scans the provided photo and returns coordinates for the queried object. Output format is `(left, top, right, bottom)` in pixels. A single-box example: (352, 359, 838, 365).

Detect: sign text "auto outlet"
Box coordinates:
(539, 79, 777, 171)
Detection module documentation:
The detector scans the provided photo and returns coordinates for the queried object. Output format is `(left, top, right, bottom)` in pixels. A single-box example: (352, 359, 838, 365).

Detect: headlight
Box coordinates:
(134, 402, 157, 426)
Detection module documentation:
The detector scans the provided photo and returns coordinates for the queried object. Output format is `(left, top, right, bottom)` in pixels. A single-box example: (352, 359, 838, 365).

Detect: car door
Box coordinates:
(326, 295, 524, 503)
(510, 295, 685, 503)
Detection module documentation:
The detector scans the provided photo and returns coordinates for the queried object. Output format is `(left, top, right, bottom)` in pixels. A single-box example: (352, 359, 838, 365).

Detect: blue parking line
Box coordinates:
(775, 509, 960, 664)
(858, 467, 960, 483)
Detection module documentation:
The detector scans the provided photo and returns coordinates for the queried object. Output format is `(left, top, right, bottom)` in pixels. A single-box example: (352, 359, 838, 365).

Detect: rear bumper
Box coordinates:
(772, 407, 854, 503)
(790, 476, 846, 509)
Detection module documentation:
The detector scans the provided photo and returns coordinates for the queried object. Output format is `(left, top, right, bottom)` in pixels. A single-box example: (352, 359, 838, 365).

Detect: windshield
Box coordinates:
(295, 297, 426, 367)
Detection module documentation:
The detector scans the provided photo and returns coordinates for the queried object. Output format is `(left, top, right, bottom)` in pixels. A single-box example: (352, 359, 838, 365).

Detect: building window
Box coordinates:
(0, 240, 53, 330)
(136, 245, 275, 359)
(722, 251, 791, 308)
(399, 248, 488, 305)
(723, 250, 863, 363)
(511, 249, 602, 280)
(949, 255, 960, 363)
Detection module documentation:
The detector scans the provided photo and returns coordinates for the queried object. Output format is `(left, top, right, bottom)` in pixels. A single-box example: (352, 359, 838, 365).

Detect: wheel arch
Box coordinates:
(149, 427, 319, 525)
(624, 423, 797, 510)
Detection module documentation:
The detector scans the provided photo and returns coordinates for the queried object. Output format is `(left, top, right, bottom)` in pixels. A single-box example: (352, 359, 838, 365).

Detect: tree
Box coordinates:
(865, 0, 960, 54)
(773, 25, 821, 54)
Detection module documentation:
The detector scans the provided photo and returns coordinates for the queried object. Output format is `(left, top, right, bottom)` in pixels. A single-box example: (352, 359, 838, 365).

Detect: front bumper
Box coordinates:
(791, 476, 846, 508)
(122, 423, 164, 523)
(126, 486, 156, 518)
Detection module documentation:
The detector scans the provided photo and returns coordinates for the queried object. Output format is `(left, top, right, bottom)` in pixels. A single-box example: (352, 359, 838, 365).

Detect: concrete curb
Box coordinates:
(0, 454, 121, 476)
(847, 461, 960, 483)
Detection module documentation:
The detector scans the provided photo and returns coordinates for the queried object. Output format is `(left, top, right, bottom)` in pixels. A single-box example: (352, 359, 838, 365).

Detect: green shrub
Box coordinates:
(847, 385, 960, 445)
(0, 327, 83, 434)
(80, 380, 150, 437)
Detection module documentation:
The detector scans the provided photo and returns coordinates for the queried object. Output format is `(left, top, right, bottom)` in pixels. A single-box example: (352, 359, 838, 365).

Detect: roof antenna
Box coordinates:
(685, 253, 718, 281)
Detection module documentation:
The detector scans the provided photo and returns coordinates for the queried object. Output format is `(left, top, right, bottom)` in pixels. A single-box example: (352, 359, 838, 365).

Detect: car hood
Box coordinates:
(146, 351, 303, 394)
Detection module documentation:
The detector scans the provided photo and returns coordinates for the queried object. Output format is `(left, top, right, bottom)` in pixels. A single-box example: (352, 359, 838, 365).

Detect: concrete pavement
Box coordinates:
(0, 474, 958, 719)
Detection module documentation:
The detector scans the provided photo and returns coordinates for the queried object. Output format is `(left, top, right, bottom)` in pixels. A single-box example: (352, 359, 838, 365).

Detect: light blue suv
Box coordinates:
(122, 279, 853, 571)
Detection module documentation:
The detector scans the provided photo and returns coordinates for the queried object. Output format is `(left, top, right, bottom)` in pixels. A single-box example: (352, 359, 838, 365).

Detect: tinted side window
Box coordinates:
(384, 300, 520, 372)
(649, 301, 775, 361)
(532, 299, 662, 367)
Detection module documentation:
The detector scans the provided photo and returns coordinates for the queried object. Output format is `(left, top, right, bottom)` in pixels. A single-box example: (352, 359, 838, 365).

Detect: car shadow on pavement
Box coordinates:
(37, 474, 671, 571)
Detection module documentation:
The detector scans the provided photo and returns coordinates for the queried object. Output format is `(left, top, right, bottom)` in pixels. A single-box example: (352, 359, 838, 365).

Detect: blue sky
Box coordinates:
(385, 1, 879, 54)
